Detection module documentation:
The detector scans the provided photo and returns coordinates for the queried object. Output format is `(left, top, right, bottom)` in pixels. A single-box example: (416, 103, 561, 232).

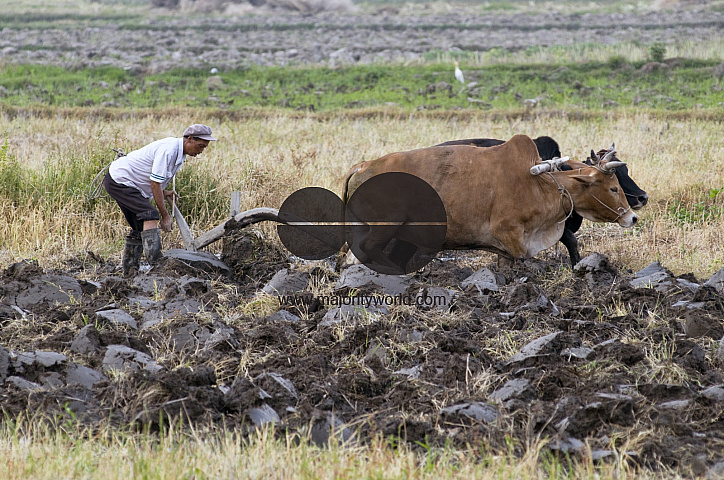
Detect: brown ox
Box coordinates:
(342, 135, 637, 272)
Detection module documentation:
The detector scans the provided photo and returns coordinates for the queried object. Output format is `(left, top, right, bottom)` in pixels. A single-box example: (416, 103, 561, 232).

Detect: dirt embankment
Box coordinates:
(1, 231, 724, 474)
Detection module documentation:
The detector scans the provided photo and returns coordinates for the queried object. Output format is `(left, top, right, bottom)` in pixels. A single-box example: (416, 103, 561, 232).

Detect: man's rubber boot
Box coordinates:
(141, 228, 163, 266)
(122, 236, 143, 277)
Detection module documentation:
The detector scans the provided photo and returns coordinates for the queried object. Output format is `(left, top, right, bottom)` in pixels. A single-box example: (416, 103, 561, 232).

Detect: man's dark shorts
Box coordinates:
(103, 173, 159, 237)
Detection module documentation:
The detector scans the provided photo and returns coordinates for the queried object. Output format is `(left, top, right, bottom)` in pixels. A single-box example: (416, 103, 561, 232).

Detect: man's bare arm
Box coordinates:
(150, 181, 173, 232)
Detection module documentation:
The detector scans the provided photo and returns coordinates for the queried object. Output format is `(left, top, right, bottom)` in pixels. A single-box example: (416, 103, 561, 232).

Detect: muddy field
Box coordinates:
(1, 7, 723, 71)
(1, 225, 724, 475)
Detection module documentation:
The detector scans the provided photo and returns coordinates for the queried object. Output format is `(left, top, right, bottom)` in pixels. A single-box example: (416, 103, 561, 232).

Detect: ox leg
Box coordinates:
(349, 224, 408, 275)
(335, 242, 362, 271)
(346, 225, 372, 265)
(334, 243, 350, 272)
(388, 239, 418, 273)
(559, 228, 580, 266)
(361, 234, 409, 275)
(496, 255, 516, 269)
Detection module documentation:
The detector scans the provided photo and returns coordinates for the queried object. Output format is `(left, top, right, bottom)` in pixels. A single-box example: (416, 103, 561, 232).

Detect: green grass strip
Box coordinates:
(0, 60, 722, 112)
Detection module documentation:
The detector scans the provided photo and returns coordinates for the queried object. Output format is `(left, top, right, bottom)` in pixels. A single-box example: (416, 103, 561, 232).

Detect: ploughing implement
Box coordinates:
(172, 191, 279, 251)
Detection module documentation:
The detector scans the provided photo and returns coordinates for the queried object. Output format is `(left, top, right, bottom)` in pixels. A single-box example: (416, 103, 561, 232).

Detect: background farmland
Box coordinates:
(1, 0, 724, 478)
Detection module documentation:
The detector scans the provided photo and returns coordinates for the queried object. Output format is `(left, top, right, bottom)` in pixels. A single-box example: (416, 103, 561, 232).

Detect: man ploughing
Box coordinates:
(103, 124, 217, 276)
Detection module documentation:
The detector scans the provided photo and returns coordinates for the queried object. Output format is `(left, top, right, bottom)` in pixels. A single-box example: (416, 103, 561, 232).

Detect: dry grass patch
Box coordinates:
(0, 417, 668, 480)
(1, 111, 723, 278)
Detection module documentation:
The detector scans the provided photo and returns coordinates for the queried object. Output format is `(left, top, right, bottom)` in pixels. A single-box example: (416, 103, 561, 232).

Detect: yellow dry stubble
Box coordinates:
(0, 110, 722, 278)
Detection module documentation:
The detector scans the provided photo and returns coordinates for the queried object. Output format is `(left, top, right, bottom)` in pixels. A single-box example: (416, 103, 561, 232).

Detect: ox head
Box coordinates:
(533, 136, 562, 161)
(562, 163, 638, 228)
(587, 143, 648, 210)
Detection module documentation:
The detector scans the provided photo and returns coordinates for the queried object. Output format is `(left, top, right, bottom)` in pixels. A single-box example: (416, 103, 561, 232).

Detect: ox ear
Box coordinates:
(570, 173, 596, 186)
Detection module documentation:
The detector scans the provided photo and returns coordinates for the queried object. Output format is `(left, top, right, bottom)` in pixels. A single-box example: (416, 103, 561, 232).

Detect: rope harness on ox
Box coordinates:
(545, 172, 574, 224)
(587, 163, 632, 223)
(587, 190, 631, 223)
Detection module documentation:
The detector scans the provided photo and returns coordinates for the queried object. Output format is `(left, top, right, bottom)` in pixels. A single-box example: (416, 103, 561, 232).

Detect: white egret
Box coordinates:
(454, 61, 464, 85)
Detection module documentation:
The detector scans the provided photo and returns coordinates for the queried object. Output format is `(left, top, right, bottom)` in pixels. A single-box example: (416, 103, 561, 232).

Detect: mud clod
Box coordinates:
(70, 325, 102, 355)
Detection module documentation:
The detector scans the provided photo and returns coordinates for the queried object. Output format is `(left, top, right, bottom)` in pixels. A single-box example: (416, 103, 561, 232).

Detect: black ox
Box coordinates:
(435, 136, 648, 265)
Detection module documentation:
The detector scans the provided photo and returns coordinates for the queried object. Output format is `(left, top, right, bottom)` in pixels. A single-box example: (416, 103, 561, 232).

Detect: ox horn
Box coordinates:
(601, 149, 617, 163)
(590, 150, 600, 164)
(602, 161, 626, 172)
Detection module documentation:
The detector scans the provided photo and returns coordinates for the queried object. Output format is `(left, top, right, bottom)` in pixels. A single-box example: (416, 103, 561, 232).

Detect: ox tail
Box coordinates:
(336, 167, 361, 262)
(342, 167, 361, 204)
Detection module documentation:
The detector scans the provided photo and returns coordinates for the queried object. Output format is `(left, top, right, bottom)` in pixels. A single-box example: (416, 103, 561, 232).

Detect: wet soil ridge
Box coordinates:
(1, 10, 722, 70)
(2, 247, 724, 474)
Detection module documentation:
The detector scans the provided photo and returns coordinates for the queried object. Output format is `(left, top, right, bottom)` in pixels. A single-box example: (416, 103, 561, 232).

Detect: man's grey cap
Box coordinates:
(183, 124, 217, 141)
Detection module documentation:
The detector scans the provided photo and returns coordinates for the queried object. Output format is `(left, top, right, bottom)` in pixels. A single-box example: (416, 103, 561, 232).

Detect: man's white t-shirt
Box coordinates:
(109, 137, 186, 198)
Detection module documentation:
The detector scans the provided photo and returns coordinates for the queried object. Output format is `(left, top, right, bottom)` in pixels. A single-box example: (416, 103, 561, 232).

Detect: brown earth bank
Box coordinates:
(1, 8, 723, 71)
(2, 229, 724, 475)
